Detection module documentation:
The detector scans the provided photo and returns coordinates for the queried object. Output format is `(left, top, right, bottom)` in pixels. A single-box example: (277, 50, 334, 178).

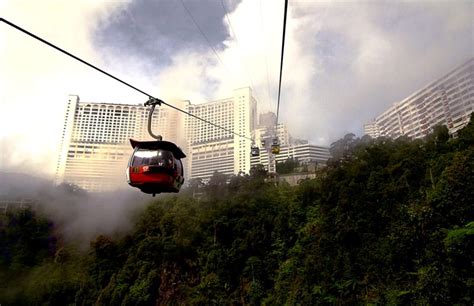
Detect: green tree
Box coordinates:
(276, 157, 299, 174)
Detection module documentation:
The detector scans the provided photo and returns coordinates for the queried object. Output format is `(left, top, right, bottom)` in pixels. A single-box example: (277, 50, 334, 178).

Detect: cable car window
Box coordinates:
(175, 158, 183, 176)
(132, 149, 174, 168)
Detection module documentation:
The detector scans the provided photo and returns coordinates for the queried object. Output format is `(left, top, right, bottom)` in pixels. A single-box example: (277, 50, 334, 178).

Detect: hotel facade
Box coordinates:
(251, 143, 331, 172)
(55, 95, 187, 192)
(56, 88, 257, 190)
(365, 58, 474, 139)
(250, 120, 331, 172)
(57, 88, 330, 191)
(184, 87, 257, 181)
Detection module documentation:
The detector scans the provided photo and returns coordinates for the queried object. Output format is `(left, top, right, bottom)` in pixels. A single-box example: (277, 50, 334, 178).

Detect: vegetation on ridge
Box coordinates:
(1, 116, 473, 305)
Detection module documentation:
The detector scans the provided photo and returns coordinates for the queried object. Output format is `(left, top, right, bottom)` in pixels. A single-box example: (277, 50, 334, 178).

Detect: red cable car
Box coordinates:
(127, 139, 186, 196)
(126, 97, 186, 196)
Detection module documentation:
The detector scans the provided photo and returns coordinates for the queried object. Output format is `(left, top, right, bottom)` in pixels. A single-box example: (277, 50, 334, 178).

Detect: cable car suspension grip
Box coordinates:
(145, 97, 163, 141)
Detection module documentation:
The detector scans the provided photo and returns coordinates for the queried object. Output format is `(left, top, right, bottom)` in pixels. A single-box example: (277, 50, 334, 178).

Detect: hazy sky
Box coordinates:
(1, 0, 473, 177)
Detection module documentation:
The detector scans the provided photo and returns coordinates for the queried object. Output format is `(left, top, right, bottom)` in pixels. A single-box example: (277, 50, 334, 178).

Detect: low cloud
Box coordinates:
(0, 171, 151, 247)
(0, 0, 137, 176)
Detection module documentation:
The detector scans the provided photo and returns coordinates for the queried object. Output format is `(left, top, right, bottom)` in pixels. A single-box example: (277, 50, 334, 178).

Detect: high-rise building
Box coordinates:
(185, 87, 257, 181)
(363, 122, 380, 138)
(254, 112, 290, 147)
(55, 95, 187, 192)
(250, 112, 330, 172)
(251, 123, 289, 173)
(59, 87, 330, 190)
(365, 58, 474, 139)
(259, 112, 277, 127)
(251, 143, 331, 172)
(254, 123, 290, 147)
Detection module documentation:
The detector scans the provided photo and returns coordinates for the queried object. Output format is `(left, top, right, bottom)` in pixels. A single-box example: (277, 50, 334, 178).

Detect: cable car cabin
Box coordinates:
(127, 139, 186, 195)
(271, 138, 280, 154)
(271, 144, 280, 154)
(250, 144, 260, 157)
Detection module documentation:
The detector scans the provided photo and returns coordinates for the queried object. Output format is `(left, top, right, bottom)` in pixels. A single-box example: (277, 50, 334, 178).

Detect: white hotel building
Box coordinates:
(250, 120, 331, 172)
(365, 58, 474, 139)
(55, 95, 187, 192)
(56, 88, 256, 190)
(185, 87, 257, 181)
(57, 87, 329, 191)
(251, 143, 332, 172)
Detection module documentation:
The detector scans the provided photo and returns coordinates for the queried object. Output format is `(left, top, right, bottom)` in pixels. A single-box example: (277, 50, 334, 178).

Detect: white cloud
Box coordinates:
(0, 0, 133, 175)
(236, 0, 474, 144)
(155, 51, 217, 103)
(1, 0, 472, 176)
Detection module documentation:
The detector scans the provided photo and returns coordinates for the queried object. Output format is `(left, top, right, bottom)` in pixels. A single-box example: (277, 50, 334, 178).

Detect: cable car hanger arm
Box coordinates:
(145, 97, 162, 141)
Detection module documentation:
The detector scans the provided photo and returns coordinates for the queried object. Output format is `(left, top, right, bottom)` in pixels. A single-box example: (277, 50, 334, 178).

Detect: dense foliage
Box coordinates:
(1, 118, 473, 305)
(276, 157, 300, 174)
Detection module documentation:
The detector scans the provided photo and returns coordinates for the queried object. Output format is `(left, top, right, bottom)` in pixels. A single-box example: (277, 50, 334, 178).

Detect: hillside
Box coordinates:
(0, 117, 473, 305)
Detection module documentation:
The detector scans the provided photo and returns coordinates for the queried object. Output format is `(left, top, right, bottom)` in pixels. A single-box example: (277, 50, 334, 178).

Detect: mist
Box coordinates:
(0, 171, 154, 247)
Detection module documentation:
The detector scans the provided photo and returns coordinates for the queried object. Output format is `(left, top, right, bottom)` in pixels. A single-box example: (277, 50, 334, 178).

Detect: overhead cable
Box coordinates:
(0, 17, 253, 141)
(259, 0, 273, 111)
(178, 0, 227, 69)
(219, 0, 264, 105)
(180, 0, 264, 106)
(275, 0, 289, 131)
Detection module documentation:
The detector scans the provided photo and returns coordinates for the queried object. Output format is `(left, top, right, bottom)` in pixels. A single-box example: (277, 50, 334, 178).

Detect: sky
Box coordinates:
(1, 0, 473, 177)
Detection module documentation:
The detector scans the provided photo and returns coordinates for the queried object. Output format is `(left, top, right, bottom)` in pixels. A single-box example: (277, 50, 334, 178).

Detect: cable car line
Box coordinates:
(270, 0, 288, 155)
(220, 0, 239, 49)
(180, 0, 264, 108)
(179, 0, 227, 69)
(259, 0, 273, 110)
(0, 18, 152, 102)
(0, 17, 253, 142)
(275, 0, 288, 132)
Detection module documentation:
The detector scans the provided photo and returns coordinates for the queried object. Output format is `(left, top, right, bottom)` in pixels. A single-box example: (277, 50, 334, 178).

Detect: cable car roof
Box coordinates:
(130, 139, 186, 159)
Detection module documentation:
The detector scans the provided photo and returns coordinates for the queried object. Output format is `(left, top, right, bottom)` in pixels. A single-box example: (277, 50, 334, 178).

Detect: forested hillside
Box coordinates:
(1, 118, 473, 305)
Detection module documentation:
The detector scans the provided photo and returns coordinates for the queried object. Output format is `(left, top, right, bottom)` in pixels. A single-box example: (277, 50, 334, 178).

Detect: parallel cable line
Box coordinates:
(178, 0, 228, 69)
(180, 0, 264, 108)
(275, 0, 289, 131)
(0, 17, 253, 141)
(219, 0, 265, 106)
(259, 0, 273, 110)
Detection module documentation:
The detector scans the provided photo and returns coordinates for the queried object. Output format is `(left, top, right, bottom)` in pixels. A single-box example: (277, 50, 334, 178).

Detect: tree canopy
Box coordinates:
(1, 117, 473, 305)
